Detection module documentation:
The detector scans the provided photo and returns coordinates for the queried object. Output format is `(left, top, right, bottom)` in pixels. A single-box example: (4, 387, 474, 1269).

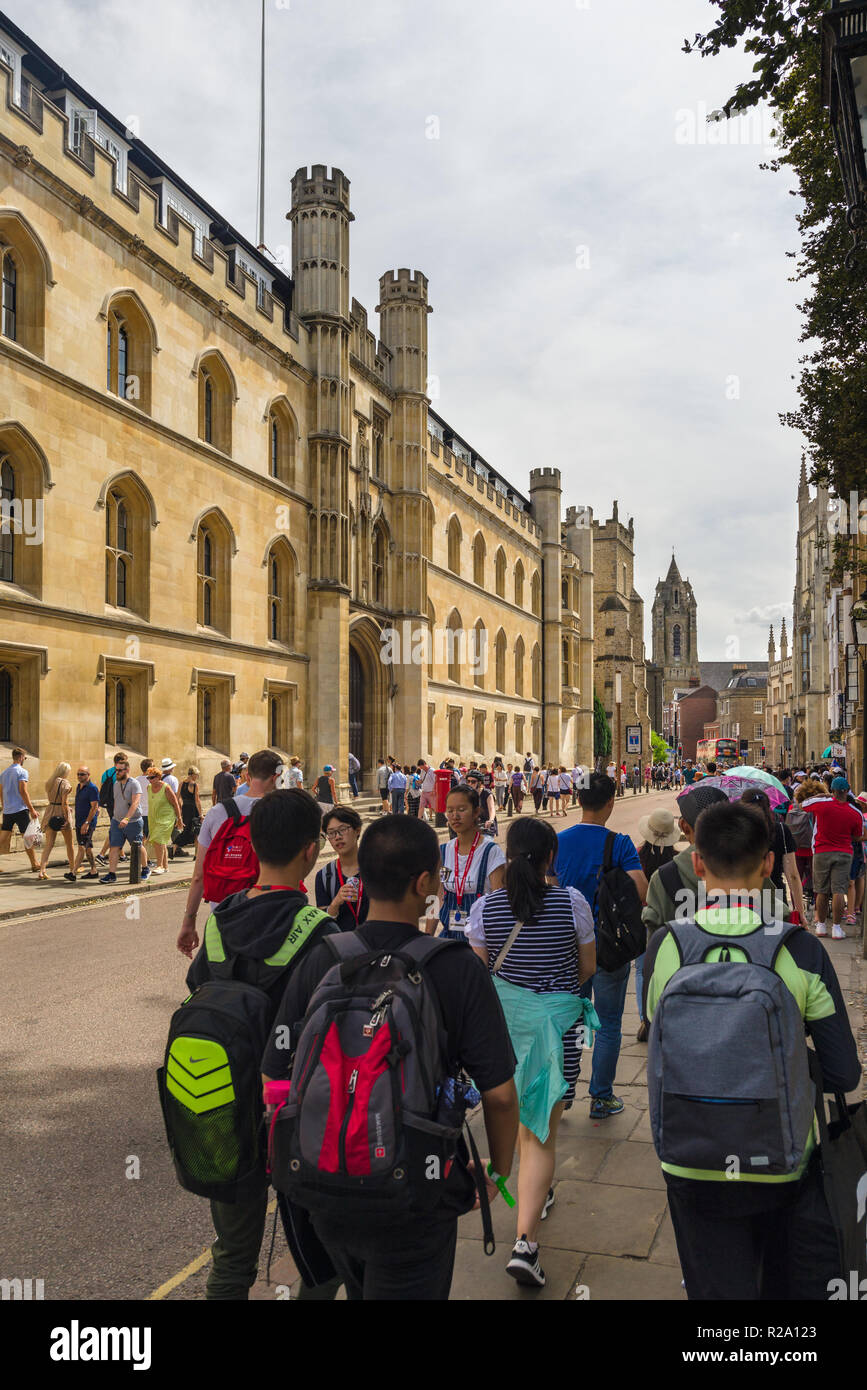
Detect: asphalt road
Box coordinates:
(0, 788, 677, 1301)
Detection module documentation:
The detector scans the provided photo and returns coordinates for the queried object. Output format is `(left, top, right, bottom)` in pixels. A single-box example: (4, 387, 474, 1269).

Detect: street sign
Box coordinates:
(626, 725, 641, 755)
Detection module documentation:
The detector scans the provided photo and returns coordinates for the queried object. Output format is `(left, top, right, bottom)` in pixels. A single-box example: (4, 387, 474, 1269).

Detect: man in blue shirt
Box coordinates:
(0, 748, 40, 871)
(554, 772, 647, 1118)
(72, 767, 100, 878)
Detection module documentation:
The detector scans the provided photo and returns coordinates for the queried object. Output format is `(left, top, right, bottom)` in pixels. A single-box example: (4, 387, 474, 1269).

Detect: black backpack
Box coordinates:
(98, 772, 115, 811)
(269, 932, 495, 1245)
(595, 831, 647, 972)
(157, 903, 330, 1203)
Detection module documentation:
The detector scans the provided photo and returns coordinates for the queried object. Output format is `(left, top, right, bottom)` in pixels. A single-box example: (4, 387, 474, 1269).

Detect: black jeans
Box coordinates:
(312, 1215, 458, 1300)
(207, 1191, 341, 1300)
(666, 1159, 841, 1301)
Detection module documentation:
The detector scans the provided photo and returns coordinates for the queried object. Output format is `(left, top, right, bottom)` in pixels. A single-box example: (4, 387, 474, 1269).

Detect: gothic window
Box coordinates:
(447, 609, 462, 683)
(105, 490, 134, 610)
(474, 620, 486, 689)
(105, 676, 128, 745)
(0, 211, 49, 356)
(673, 624, 681, 660)
(197, 352, 234, 454)
(515, 636, 525, 697)
(267, 400, 297, 486)
(495, 547, 506, 599)
(562, 638, 570, 688)
(531, 643, 542, 701)
(531, 570, 541, 617)
(495, 630, 507, 693)
(473, 533, 486, 587)
(562, 578, 569, 611)
(372, 521, 387, 606)
(0, 455, 14, 583)
(447, 517, 461, 576)
(266, 539, 295, 646)
(196, 511, 233, 634)
(514, 560, 525, 608)
(1, 252, 17, 341)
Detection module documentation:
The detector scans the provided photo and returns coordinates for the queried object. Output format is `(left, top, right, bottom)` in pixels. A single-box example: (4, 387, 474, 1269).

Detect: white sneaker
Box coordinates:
(831, 923, 847, 940)
(151, 866, 167, 875)
(815, 923, 829, 937)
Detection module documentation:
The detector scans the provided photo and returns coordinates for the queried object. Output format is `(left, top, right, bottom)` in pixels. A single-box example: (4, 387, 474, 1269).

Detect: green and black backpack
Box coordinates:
(157, 904, 330, 1203)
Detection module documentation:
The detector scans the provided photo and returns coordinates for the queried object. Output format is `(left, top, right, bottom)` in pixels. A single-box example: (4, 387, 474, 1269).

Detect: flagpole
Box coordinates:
(257, 0, 266, 251)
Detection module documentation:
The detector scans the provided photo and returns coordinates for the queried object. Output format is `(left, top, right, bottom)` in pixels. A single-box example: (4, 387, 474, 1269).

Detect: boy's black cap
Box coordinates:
(677, 784, 728, 826)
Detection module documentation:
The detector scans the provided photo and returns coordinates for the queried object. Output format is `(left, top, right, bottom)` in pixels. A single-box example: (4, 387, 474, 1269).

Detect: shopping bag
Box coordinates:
(23, 820, 43, 850)
(813, 1057, 867, 1282)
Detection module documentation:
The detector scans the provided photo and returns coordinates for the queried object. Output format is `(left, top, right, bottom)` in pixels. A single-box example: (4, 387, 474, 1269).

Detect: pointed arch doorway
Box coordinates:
(348, 618, 387, 792)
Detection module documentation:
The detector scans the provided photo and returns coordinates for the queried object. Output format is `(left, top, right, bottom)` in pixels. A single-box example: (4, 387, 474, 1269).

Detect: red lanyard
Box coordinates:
(336, 858, 362, 925)
(452, 833, 480, 909)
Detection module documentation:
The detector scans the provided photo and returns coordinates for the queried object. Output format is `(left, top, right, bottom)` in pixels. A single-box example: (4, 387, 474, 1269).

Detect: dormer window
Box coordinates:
(0, 36, 24, 104)
(66, 100, 129, 191)
(162, 186, 208, 256)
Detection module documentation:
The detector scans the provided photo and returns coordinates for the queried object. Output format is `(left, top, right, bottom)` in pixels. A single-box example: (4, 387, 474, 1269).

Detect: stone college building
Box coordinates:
(0, 14, 617, 794)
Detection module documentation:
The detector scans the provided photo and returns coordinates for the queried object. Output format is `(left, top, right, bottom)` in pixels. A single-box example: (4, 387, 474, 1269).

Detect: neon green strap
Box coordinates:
(264, 905, 330, 967)
(204, 913, 224, 962)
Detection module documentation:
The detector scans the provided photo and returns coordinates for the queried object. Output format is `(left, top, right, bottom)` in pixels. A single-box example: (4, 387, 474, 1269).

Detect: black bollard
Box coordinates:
(129, 840, 141, 884)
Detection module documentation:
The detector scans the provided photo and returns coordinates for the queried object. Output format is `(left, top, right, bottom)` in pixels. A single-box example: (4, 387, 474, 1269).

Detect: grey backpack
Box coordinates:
(647, 920, 815, 1177)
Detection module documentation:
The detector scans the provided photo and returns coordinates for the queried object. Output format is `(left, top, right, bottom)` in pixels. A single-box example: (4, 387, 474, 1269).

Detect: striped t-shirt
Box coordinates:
(466, 886, 594, 994)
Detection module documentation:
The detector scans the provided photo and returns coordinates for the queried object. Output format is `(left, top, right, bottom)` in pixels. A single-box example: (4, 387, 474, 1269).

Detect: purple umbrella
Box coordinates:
(684, 774, 789, 811)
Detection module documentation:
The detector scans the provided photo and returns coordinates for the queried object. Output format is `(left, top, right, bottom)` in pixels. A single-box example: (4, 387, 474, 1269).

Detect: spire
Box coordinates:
(798, 456, 809, 497)
(780, 618, 788, 661)
(768, 624, 776, 662)
(665, 552, 682, 584)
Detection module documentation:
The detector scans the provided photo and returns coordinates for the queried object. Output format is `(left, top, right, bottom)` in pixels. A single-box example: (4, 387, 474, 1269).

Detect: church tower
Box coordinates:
(652, 553, 701, 706)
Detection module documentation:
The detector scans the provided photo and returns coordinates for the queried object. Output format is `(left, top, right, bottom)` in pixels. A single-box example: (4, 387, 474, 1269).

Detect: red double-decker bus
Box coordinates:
(696, 737, 739, 770)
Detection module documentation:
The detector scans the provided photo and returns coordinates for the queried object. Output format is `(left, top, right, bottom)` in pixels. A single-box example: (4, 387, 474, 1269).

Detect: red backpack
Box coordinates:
(202, 799, 259, 903)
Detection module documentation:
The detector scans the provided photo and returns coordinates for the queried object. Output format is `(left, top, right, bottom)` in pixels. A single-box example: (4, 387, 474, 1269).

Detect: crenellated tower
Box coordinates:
(289, 165, 354, 784)
(529, 468, 564, 765)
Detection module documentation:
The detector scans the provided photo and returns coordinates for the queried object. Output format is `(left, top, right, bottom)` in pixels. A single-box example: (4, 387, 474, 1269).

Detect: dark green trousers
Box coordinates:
(206, 1191, 341, 1300)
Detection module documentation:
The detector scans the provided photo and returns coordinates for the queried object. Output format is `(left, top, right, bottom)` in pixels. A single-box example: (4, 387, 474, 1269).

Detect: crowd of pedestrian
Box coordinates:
(151, 743, 863, 1304)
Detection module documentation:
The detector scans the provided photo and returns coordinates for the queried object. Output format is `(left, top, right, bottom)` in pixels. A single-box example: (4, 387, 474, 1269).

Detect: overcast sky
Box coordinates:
(7, 0, 810, 660)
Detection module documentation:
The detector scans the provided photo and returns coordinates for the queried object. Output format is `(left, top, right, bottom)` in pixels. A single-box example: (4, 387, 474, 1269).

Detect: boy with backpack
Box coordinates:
(262, 814, 520, 1300)
(161, 788, 336, 1299)
(643, 800, 860, 1300)
(177, 749, 282, 961)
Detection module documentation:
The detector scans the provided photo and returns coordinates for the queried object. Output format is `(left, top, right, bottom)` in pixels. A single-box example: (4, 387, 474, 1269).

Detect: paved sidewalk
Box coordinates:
(248, 934, 866, 1302)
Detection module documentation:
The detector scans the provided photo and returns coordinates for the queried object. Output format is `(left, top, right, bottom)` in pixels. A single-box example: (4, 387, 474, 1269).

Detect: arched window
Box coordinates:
(674, 589, 679, 607)
(372, 522, 387, 606)
(0, 456, 14, 583)
(673, 624, 682, 660)
(531, 643, 542, 701)
(0, 666, 11, 741)
(495, 629, 507, 692)
(514, 636, 525, 697)
(495, 547, 506, 599)
(105, 491, 132, 609)
(196, 510, 233, 634)
(447, 517, 461, 576)
(562, 638, 570, 688)
(473, 533, 486, 587)
(474, 620, 486, 689)
(447, 609, 462, 683)
(2, 253, 17, 341)
(197, 352, 234, 454)
(426, 601, 436, 679)
(0, 424, 49, 597)
(514, 560, 525, 608)
(531, 570, 541, 618)
(266, 539, 295, 646)
(562, 577, 569, 611)
(103, 293, 157, 412)
(267, 400, 298, 486)
(0, 210, 51, 356)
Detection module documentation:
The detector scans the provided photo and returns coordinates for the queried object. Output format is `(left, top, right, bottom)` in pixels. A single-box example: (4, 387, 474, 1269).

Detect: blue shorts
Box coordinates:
(549, 788, 561, 799)
(109, 817, 143, 848)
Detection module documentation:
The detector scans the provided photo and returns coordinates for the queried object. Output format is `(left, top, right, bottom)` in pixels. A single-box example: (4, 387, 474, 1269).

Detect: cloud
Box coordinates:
(3, 0, 807, 658)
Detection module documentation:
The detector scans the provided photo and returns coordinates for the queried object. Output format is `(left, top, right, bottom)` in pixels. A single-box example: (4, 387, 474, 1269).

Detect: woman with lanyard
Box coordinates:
(467, 816, 596, 1288)
(315, 806, 368, 932)
(431, 783, 505, 940)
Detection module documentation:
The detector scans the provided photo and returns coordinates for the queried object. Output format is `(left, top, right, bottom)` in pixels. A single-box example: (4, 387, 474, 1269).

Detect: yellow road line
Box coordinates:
(147, 1197, 278, 1301)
